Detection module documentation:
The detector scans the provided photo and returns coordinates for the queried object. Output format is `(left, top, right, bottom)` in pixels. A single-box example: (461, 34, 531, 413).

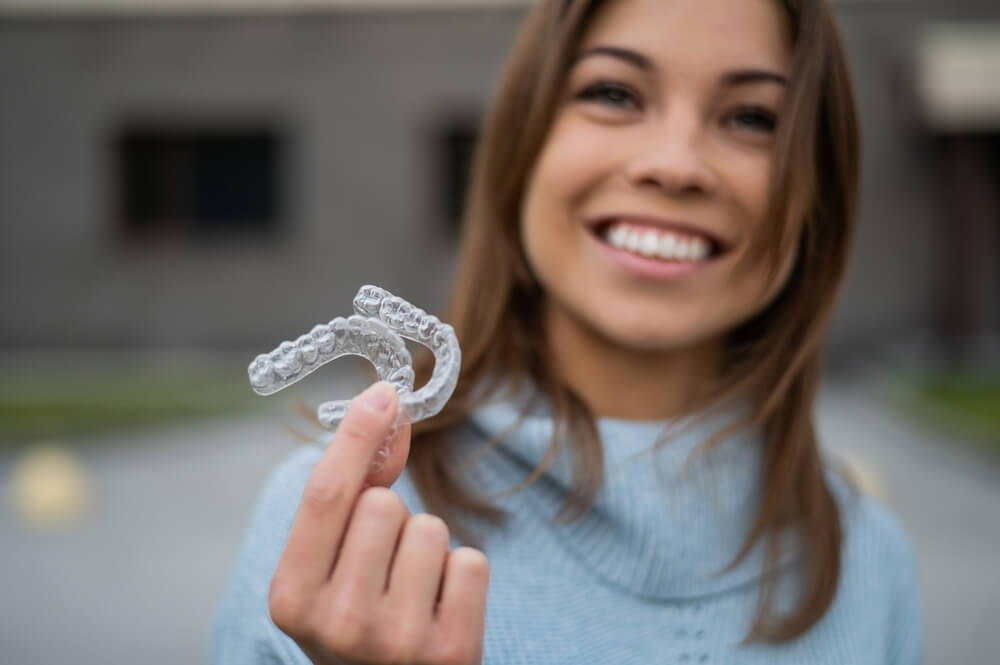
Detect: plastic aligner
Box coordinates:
(351, 285, 461, 426)
(247, 285, 461, 467)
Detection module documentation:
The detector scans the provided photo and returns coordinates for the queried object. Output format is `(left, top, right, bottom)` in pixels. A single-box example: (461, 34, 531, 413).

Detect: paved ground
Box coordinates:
(0, 376, 997, 664)
(815, 379, 1000, 665)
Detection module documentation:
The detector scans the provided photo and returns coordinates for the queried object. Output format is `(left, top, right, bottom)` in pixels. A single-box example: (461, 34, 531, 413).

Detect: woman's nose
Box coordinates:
(622, 111, 718, 197)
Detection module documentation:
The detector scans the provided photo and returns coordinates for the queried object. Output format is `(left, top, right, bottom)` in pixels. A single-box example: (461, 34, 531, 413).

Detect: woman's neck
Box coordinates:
(542, 302, 724, 422)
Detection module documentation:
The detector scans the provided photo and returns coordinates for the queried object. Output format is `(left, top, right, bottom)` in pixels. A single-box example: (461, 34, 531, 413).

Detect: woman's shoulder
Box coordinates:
(822, 461, 924, 663)
(231, 445, 324, 573)
(211, 447, 320, 663)
(824, 459, 915, 568)
(261, 444, 323, 509)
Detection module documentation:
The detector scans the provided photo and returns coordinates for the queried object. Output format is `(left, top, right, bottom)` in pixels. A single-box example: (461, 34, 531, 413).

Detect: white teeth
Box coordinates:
(674, 240, 688, 261)
(640, 231, 659, 257)
(608, 225, 628, 247)
(690, 239, 710, 261)
(603, 223, 713, 262)
(625, 231, 642, 253)
(658, 233, 677, 257)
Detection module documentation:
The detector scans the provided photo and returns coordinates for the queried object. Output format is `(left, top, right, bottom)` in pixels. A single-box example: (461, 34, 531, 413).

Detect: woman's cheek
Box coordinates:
(544, 115, 619, 183)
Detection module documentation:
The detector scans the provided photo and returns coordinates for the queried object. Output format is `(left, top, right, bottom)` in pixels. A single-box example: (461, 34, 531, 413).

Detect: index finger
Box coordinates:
(275, 381, 400, 590)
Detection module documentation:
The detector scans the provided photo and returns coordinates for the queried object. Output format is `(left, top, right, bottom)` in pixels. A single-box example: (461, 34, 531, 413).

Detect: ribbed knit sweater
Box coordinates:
(211, 392, 924, 664)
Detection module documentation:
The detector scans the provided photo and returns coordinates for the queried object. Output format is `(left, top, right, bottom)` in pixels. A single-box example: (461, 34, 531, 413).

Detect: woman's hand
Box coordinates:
(268, 382, 490, 665)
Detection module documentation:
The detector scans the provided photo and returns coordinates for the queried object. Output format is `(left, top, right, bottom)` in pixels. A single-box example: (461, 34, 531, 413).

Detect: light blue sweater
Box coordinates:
(211, 393, 924, 664)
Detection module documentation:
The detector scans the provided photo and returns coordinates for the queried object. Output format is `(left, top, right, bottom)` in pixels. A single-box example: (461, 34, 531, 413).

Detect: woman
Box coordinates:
(212, 0, 923, 663)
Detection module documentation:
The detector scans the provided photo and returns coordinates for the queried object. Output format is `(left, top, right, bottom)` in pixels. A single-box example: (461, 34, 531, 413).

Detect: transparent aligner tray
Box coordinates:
(248, 285, 461, 434)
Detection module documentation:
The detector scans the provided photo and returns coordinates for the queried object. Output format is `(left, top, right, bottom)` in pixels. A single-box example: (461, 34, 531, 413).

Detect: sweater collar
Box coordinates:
(461, 387, 796, 601)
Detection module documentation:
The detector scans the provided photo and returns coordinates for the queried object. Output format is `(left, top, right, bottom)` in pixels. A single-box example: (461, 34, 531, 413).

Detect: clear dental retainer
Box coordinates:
(247, 285, 461, 470)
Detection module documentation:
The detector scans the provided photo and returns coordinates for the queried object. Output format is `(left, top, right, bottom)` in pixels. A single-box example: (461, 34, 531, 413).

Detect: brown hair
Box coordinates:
(408, 0, 860, 644)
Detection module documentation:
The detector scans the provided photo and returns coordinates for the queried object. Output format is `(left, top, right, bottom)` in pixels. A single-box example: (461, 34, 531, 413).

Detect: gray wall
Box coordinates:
(832, 1, 1000, 349)
(0, 10, 523, 348)
(0, 3, 997, 351)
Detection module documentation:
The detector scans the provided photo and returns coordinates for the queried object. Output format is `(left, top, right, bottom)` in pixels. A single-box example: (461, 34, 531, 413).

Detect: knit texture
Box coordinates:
(211, 392, 924, 664)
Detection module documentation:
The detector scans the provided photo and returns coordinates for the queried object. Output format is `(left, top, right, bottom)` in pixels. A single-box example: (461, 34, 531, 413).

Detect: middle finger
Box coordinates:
(330, 487, 410, 597)
(386, 514, 451, 615)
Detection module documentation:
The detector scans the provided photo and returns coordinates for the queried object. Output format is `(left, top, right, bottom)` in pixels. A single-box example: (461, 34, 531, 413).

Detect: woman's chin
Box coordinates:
(593, 318, 723, 356)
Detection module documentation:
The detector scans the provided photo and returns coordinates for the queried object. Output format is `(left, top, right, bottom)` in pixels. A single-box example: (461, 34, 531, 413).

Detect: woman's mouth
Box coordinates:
(591, 219, 726, 264)
(584, 217, 729, 282)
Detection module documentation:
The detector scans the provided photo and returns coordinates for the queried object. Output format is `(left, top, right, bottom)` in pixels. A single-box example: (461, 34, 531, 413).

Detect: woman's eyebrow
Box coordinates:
(719, 69, 788, 87)
(574, 45, 654, 71)
(574, 46, 788, 88)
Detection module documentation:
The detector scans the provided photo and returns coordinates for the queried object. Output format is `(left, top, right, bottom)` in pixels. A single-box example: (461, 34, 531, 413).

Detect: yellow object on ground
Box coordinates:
(6, 443, 90, 526)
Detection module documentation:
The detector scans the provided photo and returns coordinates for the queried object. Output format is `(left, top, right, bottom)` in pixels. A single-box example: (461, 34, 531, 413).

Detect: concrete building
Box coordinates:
(0, 0, 997, 355)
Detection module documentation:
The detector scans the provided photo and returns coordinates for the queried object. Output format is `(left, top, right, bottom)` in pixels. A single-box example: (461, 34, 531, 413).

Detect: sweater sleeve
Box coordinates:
(210, 446, 322, 665)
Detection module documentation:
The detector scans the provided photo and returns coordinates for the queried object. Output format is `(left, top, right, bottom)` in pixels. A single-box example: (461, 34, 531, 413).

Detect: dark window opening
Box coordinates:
(116, 126, 283, 239)
(983, 134, 1000, 181)
(433, 118, 479, 236)
(927, 132, 1000, 360)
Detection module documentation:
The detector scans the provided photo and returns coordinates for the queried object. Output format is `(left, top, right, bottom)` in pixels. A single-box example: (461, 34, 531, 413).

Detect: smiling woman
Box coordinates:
(212, 2, 923, 664)
(521, 0, 800, 410)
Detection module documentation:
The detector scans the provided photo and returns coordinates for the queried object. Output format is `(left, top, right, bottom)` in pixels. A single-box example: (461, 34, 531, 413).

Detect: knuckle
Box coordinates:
(322, 594, 370, 654)
(432, 634, 480, 665)
(267, 578, 307, 637)
(452, 547, 490, 580)
(407, 513, 450, 547)
(301, 477, 346, 514)
(375, 620, 423, 664)
(380, 645, 416, 665)
(356, 487, 408, 522)
(331, 572, 367, 605)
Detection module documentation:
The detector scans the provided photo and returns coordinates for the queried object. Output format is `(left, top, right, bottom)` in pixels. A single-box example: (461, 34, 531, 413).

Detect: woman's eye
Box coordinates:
(727, 106, 778, 133)
(576, 82, 640, 110)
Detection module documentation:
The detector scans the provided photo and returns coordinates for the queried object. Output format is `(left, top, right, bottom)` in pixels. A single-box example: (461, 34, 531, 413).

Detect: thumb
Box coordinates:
(364, 419, 411, 489)
(341, 381, 410, 489)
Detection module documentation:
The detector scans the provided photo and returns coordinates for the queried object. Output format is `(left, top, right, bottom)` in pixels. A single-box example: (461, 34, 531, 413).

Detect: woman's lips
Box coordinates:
(593, 237, 714, 280)
(587, 218, 726, 281)
(588, 215, 730, 255)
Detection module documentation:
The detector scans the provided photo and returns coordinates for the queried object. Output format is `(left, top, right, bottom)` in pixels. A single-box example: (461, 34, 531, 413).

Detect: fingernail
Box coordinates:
(361, 382, 394, 413)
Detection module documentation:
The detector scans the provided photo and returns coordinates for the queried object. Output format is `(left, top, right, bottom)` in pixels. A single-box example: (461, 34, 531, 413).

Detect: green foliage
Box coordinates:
(0, 369, 264, 446)
(901, 371, 1000, 451)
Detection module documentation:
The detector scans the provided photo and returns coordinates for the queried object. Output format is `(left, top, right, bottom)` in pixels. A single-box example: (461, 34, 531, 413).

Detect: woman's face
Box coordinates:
(521, 0, 794, 354)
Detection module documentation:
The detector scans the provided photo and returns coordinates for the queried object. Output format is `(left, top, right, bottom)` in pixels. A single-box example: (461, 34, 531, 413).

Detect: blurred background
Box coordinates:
(0, 0, 997, 663)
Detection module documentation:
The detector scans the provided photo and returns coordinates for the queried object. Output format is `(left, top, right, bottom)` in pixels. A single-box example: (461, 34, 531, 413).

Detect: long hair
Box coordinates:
(408, 0, 860, 643)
